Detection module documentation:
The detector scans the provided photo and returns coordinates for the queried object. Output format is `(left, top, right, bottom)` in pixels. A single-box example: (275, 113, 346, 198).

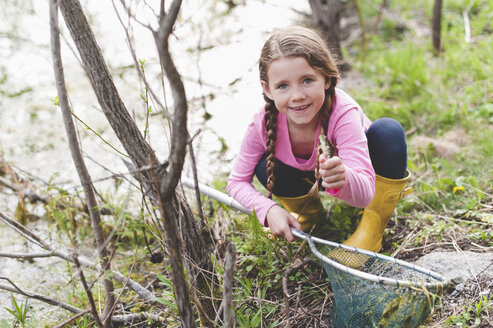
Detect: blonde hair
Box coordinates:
(259, 26, 340, 197)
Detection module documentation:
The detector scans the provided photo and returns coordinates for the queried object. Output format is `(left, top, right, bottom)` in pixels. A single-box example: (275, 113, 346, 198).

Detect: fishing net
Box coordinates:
(291, 229, 448, 328)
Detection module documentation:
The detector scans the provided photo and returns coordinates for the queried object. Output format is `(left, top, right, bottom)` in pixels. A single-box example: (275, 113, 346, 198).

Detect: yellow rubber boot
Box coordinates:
(276, 183, 326, 232)
(328, 170, 412, 269)
(343, 170, 413, 252)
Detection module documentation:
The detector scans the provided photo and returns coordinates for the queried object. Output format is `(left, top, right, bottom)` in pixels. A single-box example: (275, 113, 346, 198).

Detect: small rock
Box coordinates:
(413, 251, 493, 283)
(479, 289, 491, 296)
(455, 283, 465, 292)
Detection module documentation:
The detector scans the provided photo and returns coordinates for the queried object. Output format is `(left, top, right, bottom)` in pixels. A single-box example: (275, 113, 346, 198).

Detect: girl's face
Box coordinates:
(261, 56, 330, 130)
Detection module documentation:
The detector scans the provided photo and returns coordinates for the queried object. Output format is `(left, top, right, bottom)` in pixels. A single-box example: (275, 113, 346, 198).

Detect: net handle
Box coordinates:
(291, 228, 449, 289)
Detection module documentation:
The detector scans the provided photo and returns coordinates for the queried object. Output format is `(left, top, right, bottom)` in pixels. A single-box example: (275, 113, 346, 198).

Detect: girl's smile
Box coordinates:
(261, 56, 330, 130)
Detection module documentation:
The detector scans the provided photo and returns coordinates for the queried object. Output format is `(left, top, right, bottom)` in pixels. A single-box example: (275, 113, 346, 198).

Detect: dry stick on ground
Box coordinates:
(0, 277, 84, 313)
(0, 279, 162, 327)
(52, 309, 92, 328)
(0, 222, 160, 325)
(0, 210, 156, 303)
(282, 258, 304, 327)
(50, 1, 114, 324)
(223, 242, 237, 328)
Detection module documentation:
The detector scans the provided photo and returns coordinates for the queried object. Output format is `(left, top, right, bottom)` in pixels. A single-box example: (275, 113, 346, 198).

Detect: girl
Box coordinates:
(227, 26, 411, 251)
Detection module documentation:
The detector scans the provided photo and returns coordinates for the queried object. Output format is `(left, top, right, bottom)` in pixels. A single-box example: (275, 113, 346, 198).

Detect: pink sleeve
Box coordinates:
(227, 116, 278, 226)
(326, 106, 375, 208)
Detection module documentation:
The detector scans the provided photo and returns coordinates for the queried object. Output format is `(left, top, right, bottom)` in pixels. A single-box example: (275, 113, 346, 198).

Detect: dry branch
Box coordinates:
(0, 252, 54, 259)
(0, 278, 83, 314)
(0, 210, 156, 303)
(72, 253, 104, 327)
(223, 242, 236, 328)
(432, 0, 443, 53)
(0, 278, 163, 326)
(50, 1, 114, 322)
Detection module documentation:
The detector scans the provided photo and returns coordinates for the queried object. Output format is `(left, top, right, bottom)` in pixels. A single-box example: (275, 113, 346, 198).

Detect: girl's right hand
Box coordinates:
(266, 205, 301, 242)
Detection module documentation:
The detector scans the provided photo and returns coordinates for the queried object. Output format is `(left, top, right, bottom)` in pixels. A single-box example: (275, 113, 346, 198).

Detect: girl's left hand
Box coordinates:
(319, 153, 346, 189)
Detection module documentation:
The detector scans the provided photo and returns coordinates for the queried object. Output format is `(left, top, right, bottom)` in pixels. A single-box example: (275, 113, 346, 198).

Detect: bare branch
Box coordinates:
(0, 279, 163, 325)
(73, 253, 104, 327)
(0, 176, 48, 204)
(432, 0, 443, 54)
(153, 0, 188, 199)
(111, 312, 166, 324)
(152, 163, 197, 327)
(50, 0, 115, 319)
(0, 211, 46, 248)
(0, 277, 83, 314)
(188, 130, 206, 230)
(52, 310, 92, 328)
(0, 210, 157, 303)
(223, 242, 237, 328)
(111, 0, 172, 119)
(0, 252, 54, 259)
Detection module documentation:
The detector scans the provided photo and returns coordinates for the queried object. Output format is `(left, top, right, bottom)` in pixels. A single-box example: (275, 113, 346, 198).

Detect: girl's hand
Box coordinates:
(266, 205, 301, 242)
(319, 153, 346, 189)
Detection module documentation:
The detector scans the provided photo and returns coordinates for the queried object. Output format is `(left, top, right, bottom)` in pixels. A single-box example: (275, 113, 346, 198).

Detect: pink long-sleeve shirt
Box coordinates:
(227, 88, 375, 226)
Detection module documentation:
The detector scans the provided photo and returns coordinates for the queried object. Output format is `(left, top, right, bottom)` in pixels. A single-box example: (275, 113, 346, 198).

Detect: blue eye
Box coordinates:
(303, 78, 313, 84)
(278, 83, 288, 90)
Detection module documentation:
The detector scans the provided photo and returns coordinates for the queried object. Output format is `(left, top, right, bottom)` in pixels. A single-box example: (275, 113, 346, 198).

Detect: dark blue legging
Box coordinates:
(366, 118, 407, 179)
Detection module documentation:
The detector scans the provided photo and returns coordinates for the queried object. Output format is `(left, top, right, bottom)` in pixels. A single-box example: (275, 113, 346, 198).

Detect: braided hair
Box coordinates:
(259, 27, 340, 197)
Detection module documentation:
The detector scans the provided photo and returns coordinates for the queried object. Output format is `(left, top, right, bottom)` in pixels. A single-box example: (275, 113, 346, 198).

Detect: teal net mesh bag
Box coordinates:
(291, 229, 448, 328)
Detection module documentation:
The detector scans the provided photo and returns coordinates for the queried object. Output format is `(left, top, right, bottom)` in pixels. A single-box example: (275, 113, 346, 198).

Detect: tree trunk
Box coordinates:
(432, 0, 443, 54)
(308, 0, 349, 71)
(58, 0, 214, 324)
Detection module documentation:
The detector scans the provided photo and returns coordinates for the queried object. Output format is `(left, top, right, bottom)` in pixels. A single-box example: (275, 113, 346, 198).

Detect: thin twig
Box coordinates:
(73, 252, 104, 327)
(391, 226, 419, 257)
(111, 0, 172, 119)
(282, 258, 305, 327)
(52, 309, 92, 328)
(0, 252, 54, 259)
(0, 176, 48, 204)
(187, 129, 206, 230)
(0, 277, 83, 314)
(0, 210, 157, 302)
(104, 251, 139, 326)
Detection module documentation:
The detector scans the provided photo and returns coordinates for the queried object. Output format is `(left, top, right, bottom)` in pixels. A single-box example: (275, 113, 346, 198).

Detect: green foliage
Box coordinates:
(230, 211, 329, 326)
(156, 273, 179, 314)
(321, 197, 361, 243)
(3, 295, 31, 328)
(445, 295, 492, 327)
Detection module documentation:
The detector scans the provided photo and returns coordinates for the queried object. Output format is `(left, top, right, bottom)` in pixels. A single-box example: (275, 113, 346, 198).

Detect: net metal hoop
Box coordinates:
(291, 228, 449, 290)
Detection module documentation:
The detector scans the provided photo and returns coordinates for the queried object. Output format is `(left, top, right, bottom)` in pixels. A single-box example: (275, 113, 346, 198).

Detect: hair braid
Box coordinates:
(264, 97, 278, 198)
(315, 77, 338, 181)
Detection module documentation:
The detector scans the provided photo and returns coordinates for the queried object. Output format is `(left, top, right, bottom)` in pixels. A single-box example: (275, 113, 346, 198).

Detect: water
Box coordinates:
(0, 0, 310, 323)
